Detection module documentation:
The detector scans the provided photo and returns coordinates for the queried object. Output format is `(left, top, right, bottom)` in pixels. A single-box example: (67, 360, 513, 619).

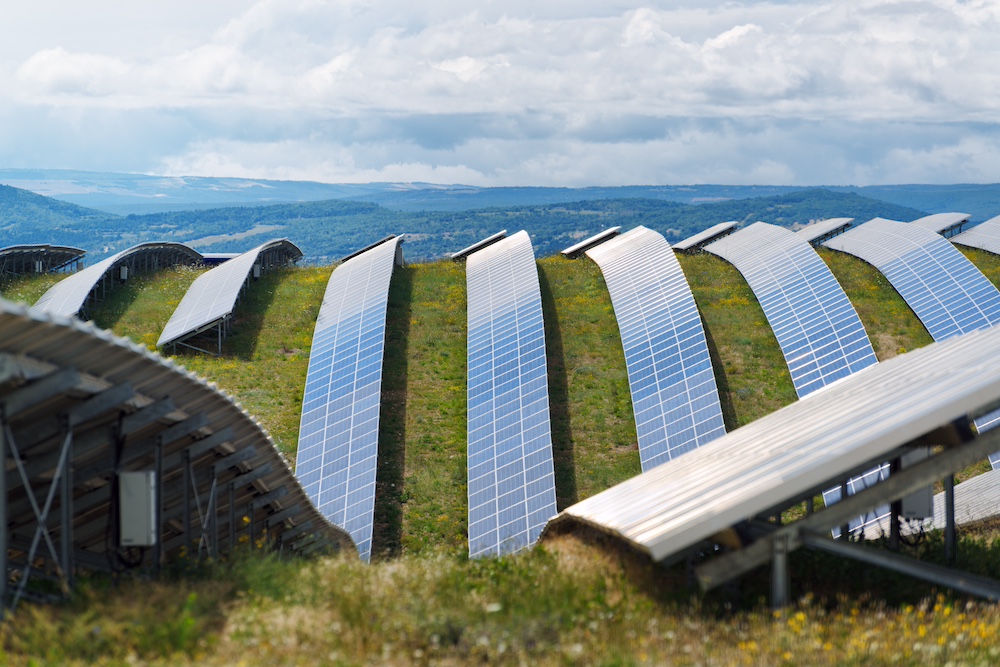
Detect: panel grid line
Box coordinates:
(587, 226, 726, 471)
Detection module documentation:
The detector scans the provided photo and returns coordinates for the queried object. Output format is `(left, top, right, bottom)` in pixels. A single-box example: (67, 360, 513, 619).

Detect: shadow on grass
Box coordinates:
(701, 311, 739, 432)
(168, 268, 284, 361)
(89, 276, 150, 331)
(371, 264, 412, 559)
(538, 266, 578, 510)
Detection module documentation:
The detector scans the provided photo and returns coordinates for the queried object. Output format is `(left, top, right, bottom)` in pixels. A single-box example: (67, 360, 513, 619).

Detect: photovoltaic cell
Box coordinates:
(157, 239, 301, 347)
(824, 218, 1000, 343)
(707, 222, 877, 399)
(796, 218, 854, 245)
(586, 226, 726, 471)
(952, 215, 1000, 256)
(295, 236, 402, 562)
(825, 217, 1000, 483)
(673, 221, 739, 252)
(465, 230, 557, 558)
(32, 242, 202, 319)
(910, 212, 970, 236)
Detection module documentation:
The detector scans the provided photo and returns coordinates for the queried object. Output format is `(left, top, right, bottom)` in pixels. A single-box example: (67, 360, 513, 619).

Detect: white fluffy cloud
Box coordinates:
(3, 0, 1000, 185)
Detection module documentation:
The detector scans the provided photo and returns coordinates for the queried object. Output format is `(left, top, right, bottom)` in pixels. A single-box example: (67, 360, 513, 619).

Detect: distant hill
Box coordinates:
(0, 184, 926, 262)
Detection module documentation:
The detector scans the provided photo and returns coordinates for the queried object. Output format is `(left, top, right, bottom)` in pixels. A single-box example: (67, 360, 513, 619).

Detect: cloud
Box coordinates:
(3, 0, 1000, 185)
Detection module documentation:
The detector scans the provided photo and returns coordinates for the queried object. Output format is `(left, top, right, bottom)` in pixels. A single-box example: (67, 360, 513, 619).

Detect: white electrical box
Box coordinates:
(120, 265, 129, 280)
(120, 471, 157, 547)
(252, 263, 261, 279)
(900, 447, 934, 519)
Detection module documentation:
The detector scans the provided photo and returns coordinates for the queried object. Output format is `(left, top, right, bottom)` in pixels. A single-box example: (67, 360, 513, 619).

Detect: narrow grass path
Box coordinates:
(394, 262, 468, 556)
(818, 248, 933, 360)
(537, 257, 639, 505)
(679, 253, 797, 427)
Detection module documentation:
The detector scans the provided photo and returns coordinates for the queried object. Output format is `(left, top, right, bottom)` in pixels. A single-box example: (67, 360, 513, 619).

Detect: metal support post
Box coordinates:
(771, 533, 790, 609)
(154, 439, 164, 575)
(945, 475, 957, 566)
(59, 419, 74, 592)
(1, 414, 8, 613)
(228, 482, 236, 553)
(183, 449, 192, 556)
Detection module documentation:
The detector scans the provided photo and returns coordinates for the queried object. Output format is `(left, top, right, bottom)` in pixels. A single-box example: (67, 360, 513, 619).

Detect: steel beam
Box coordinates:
(696, 428, 1000, 591)
(801, 531, 1000, 601)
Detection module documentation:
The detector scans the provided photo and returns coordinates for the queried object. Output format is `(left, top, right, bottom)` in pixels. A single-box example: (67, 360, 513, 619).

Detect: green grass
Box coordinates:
(538, 257, 640, 504)
(0, 272, 65, 305)
(678, 253, 797, 426)
(818, 248, 934, 360)
(8, 254, 1000, 665)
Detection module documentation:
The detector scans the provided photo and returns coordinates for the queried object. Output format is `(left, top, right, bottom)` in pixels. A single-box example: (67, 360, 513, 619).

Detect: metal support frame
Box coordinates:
(7, 420, 74, 609)
(945, 475, 957, 565)
(696, 427, 1000, 605)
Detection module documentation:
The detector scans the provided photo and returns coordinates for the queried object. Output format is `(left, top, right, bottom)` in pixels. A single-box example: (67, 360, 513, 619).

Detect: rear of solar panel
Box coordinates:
(707, 222, 877, 399)
(465, 231, 557, 557)
(587, 226, 726, 471)
(295, 237, 401, 562)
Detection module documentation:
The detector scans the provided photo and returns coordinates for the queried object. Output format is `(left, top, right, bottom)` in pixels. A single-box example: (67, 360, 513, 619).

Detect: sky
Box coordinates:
(1, 0, 999, 187)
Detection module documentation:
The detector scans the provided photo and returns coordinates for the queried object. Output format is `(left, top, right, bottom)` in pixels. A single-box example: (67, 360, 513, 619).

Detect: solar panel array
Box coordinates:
(952, 215, 1000, 255)
(910, 212, 969, 236)
(707, 222, 878, 398)
(157, 239, 301, 348)
(796, 218, 854, 245)
(673, 221, 739, 252)
(32, 242, 202, 319)
(587, 226, 726, 470)
(465, 230, 557, 557)
(824, 218, 1000, 341)
(826, 218, 1000, 469)
(295, 237, 402, 562)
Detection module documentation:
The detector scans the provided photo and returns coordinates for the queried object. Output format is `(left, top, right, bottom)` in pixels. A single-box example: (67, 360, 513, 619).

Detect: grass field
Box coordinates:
(4, 248, 1000, 665)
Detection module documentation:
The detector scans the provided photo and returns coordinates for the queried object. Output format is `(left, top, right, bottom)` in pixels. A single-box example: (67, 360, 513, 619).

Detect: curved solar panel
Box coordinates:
(707, 222, 878, 398)
(32, 242, 202, 319)
(1, 244, 85, 277)
(586, 226, 725, 471)
(796, 218, 854, 245)
(673, 221, 739, 252)
(157, 239, 302, 348)
(952, 215, 1000, 255)
(295, 237, 402, 562)
(466, 230, 557, 558)
(824, 218, 1000, 342)
(825, 217, 1000, 468)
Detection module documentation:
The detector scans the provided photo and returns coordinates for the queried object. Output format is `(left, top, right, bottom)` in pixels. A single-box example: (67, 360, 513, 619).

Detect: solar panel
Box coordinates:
(826, 218, 1000, 472)
(295, 237, 403, 562)
(707, 222, 878, 399)
(465, 230, 557, 557)
(561, 227, 622, 259)
(586, 226, 726, 470)
(796, 218, 854, 245)
(824, 218, 1000, 341)
(451, 231, 508, 261)
(546, 322, 1000, 563)
(157, 239, 302, 349)
(952, 215, 1000, 255)
(32, 242, 202, 319)
(673, 221, 739, 252)
(910, 212, 970, 236)
(0, 244, 85, 277)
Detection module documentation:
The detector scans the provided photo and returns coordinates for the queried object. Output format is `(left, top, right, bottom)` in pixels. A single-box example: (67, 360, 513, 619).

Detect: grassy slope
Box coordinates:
(7, 250, 1000, 664)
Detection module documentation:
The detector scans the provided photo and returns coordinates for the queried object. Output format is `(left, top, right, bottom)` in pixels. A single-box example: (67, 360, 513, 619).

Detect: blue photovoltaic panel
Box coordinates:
(295, 237, 402, 562)
(825, 216, 1000, 496)
(587, 226, 725, 471)
(824, 218, 1000, 341)
(466, 230, 557, 558)
(952, 215, 1000, 256)
(707, 222, 878, 399)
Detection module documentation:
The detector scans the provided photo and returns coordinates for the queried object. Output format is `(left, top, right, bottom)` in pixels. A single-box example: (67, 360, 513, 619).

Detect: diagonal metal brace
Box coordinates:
(696, 426, 1000, 592)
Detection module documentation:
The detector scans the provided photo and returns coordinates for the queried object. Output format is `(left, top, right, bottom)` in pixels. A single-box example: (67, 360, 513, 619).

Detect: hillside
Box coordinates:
(2, 247, 1000, 665)
(1, 183, 927, 263)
